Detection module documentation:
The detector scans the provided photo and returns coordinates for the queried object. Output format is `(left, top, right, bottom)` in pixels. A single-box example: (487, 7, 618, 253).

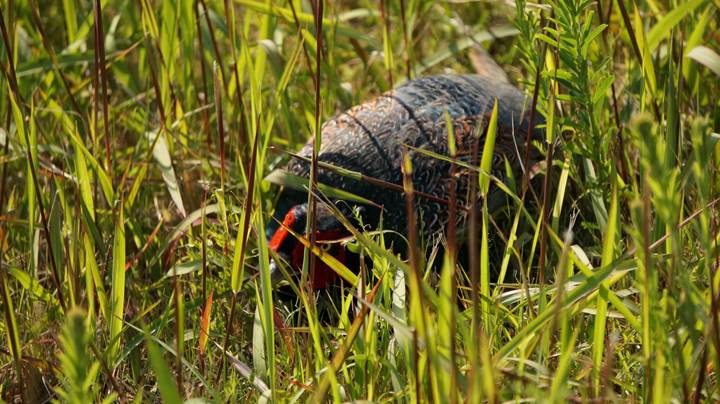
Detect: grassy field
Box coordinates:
(1, 0, 720, 402)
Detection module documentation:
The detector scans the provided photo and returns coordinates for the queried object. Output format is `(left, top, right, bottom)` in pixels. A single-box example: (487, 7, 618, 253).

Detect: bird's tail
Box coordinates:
(469, 46, 510, 84)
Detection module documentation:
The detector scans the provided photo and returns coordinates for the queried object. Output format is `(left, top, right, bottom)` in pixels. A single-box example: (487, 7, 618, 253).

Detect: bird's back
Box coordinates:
(288, 74, 531, 180)
(273, 74, 539, 237)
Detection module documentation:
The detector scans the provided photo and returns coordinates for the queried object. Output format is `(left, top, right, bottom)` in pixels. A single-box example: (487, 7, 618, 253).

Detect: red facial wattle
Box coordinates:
(289, 229, 346, 289)
(269, 210, 347, 289)
(268, 210, 296, 252)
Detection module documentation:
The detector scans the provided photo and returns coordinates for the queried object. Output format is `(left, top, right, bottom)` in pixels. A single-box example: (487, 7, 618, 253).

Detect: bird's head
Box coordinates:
(267, 203, 350, 288)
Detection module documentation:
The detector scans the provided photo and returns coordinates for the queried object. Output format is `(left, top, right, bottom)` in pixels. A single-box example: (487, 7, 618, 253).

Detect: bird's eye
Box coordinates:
(320, 242, 332, 252)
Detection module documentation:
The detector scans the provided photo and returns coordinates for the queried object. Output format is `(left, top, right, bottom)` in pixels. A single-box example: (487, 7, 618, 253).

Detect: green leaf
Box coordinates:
(592, 183, 618, 393)
(108, 206, 126, 363)
(497, 259, 632, 360)
(646, 0, 704, 52)
(164, 260, 202, 278)
(682, 6, 713, 80)
(66, 127, 114, 206)
(230, 207, 250, 293)
(74, 131, 95, 218)
(233, 0, 380, 49)
(686, 46, 720, 77)
(55, 308, 99, 403)
(145, 330, 183, 403)
(254, 192, 276, 394)
(251, 300, 267, 379)
(62, 0, 79, 43)
(7, 267, 57, 305)
(158, 204, 220, 257)
(479, 99, 499, 196)
(146, 130, 187, 217)
(581, 24, 607, 57)
(0, 271, 22, 377)
(84, 233, 109, 323)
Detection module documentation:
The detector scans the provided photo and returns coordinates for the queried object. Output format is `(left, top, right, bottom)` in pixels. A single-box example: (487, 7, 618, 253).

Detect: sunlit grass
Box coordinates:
(0, 0, 719, 402)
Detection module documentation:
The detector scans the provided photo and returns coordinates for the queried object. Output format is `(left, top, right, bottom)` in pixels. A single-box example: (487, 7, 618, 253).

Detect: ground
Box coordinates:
(0, 0, 719, 402)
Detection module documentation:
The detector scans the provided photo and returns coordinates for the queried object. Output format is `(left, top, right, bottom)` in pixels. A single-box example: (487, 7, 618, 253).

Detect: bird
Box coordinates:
(266, 73, 541, 289)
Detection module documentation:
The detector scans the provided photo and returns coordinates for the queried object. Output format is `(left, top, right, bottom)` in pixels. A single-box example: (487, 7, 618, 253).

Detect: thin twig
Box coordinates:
(93, 0, 112, 173)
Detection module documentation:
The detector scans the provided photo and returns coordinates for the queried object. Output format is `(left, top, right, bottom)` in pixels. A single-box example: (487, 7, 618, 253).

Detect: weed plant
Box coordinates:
(0, 0, 719, 402)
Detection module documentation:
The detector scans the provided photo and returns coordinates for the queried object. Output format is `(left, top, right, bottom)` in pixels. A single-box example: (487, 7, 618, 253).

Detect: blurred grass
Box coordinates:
(0, 0, 719, 402)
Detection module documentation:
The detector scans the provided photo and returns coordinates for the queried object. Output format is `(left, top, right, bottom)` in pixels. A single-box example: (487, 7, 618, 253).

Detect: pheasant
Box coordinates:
(266, 73, 541, 288)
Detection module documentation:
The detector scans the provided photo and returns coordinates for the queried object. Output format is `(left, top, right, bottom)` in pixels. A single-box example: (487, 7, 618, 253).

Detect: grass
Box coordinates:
(1, 0, 719, 402)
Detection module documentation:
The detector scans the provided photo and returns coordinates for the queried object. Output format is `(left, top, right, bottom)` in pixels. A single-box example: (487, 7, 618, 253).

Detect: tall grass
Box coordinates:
(0, 0, 719, 402)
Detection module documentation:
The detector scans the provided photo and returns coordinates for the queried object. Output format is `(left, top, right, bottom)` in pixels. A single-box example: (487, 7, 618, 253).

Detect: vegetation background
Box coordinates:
(0, 0, 719, 402)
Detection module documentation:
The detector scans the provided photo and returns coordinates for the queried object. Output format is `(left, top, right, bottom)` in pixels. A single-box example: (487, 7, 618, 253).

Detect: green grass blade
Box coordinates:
(147, 130, 187, 217)
(686, 46, 720, 77)
(592, 181, 618, 394)
(145, 329, 183, 403)
(479, 99, 499, 196)
(646, 0, 703, 52)
(108, 204, 126, 363)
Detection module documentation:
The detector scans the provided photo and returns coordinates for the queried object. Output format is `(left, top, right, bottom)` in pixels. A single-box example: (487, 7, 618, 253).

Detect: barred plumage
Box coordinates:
(267, 74, 542, 287)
